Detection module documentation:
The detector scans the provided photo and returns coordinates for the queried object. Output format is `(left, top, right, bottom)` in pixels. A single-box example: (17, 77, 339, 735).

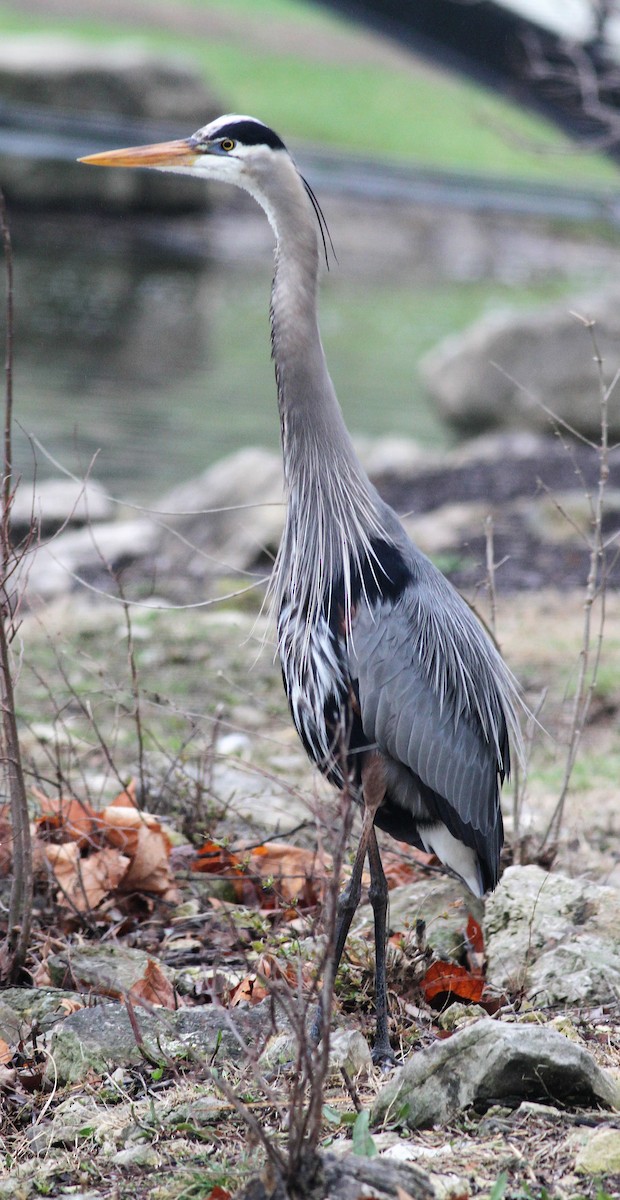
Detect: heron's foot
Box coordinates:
(371, 1040, 398, 1070)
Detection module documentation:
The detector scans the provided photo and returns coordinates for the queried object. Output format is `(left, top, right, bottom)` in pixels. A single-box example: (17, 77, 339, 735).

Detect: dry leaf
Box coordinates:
(129, 958, 179, 1010)
(33, 789, 97, 848)
(192, 839, 260, 904)
(118, 824, 178, 901)
(248, 842, 326, 906)
(109, 780, 138, 809)
(229, 974, 269, 1007)
(46, 843, 130, 911)
(382, 843, 436, 889)
(31, 962, 53, 987)
(101, 804, 143, 857)
(57, 997, 85, 1016)
(420, 960, 485, 1005)
(0, 1039, 11, 1065)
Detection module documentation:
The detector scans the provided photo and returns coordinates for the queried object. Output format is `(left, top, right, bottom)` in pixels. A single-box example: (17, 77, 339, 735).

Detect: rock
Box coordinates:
(236, 1149, 436, 1200)
(259, 1028, 371, 1078)
(17, 516, 159, 601)
(49, 997, 279, 1084)
(436, 1001, 489, 1032)
(371, 1020, 620, 1130)
(46, 944, 176, 995)
(353, 878, 474, 962)
(354, 435, 432, 480)
(484, 864, 620, 1005)
(11, 478, 112, 538)
(328, 1029, 372, 1077)
(0, 987, 88, 1042)
(575, 1127, 620, 1174)
(0, 36, 220, 211)
(420, 287, 620, 440)
(153, 447, 284, 583)
(403, 501, 490, 557)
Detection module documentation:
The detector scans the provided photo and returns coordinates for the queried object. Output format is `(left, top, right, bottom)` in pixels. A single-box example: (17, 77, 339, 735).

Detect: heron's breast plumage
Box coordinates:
(277, 595, 367, 789)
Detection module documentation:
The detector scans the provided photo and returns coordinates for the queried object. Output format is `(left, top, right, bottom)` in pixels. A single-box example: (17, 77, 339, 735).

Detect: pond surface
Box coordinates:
(6, 199, 620, 503)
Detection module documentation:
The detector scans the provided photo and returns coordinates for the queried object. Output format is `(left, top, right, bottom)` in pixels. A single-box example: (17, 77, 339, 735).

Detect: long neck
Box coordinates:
(269, 192, 354, 485)
(260, 170, 388, 624)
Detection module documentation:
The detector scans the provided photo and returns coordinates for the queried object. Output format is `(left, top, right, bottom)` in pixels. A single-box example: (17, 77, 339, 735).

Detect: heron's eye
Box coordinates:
(220, 139, 236, 152)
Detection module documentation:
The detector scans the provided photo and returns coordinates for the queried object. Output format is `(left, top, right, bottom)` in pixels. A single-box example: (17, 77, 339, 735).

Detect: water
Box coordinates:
(5, 203, 619, 504)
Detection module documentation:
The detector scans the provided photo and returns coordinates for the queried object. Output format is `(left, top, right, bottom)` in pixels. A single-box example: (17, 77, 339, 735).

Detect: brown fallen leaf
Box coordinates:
(420, 960, 485, 1006)
(192, 839, 261, 905)
(108, 810, 179, 901)
(464, 912, 485, 976)
(382, 842, 437, 889)
(57, 997, 85, 1016)
(109, 779, 138, 809)
(229, 974, 269, 1007)
(46, 843, 130, 911)
(33, 789, 97, 848)
(0, 1038, 11, 1065)
(129, 957, 179, 1010)
(247, 842, 327, 906)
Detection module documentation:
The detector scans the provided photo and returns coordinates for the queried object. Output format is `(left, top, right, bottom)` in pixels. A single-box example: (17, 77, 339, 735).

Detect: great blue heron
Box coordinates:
(81, 115, 522, 1064)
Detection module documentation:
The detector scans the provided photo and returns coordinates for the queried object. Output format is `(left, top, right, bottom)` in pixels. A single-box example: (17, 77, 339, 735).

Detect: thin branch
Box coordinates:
(0, 189, 33, 980)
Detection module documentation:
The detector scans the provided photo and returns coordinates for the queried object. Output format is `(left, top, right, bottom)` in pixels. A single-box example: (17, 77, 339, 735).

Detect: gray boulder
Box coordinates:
(0, 36, 220, 210)
(17, 516, 158, 601)
(372, 1020, 620, 1129)
(153, 446, 285, 583)
(49, 997, 279, 1084)
(484, 864, 620, 1005)
(11, 477, 112, 538)
(420, 288, 620, 440)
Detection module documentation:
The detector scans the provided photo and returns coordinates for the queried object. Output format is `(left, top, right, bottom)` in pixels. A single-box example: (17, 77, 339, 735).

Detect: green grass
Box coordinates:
(0, 0, 619, 184)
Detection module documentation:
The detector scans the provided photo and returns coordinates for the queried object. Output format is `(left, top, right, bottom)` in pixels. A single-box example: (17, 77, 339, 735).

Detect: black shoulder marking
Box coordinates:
(324, 539, 412, 632)
(216, 119, 286, 150)
(351, 539, 412, 608)
(358, 539, 412, 605)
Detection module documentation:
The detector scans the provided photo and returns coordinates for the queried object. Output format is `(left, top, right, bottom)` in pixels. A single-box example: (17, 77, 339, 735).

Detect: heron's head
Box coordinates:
(80, 114, 294, 204)
(80, 113, 332, 258)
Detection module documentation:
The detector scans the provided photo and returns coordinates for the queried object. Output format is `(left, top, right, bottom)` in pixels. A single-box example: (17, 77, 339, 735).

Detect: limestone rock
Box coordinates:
(575, 1127, 620, 1174)
(11, 478, 112, 538)
(46, 944, 176, 995)
(420, 288, 620, 440)
(17, 516, 158, 601)
(371, 1020, 620, 1130)
(0, 986, 88, 1042)
(49, 997, 279, 1083)
(353, 877, 474, 962)
(484, 864, 620, 1005)
(0, 36, 220, 210)
(153, 446, 284, 581)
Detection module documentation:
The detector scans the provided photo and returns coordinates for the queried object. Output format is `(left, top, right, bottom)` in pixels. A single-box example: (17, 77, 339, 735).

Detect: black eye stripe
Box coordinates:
(212, 119, 286, 150)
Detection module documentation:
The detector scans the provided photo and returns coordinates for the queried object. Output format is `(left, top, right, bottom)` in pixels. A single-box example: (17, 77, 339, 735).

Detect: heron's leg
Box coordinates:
(310, 801, 375, 1045)
(367, 828, 395, 1066)
(310, 754, 387, 1048)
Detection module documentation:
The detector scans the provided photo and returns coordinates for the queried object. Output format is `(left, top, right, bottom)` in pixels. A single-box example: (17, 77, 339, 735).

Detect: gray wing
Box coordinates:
(348, 575, 512, 885)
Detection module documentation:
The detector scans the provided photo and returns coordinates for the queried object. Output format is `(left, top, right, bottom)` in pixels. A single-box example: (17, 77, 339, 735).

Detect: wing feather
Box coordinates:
(349, 580, 513, 850)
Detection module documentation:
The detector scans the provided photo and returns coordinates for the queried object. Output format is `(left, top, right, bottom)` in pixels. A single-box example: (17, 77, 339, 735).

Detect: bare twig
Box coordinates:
(540, 317, 613, 850)
(0, 190, 33, 980)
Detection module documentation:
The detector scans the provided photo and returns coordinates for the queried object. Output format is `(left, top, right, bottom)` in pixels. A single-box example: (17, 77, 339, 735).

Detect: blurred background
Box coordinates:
(1, 0, 620, 501)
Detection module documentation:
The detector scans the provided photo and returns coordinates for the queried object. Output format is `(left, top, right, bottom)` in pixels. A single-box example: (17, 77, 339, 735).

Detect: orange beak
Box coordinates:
(79, 138, 199, 168)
